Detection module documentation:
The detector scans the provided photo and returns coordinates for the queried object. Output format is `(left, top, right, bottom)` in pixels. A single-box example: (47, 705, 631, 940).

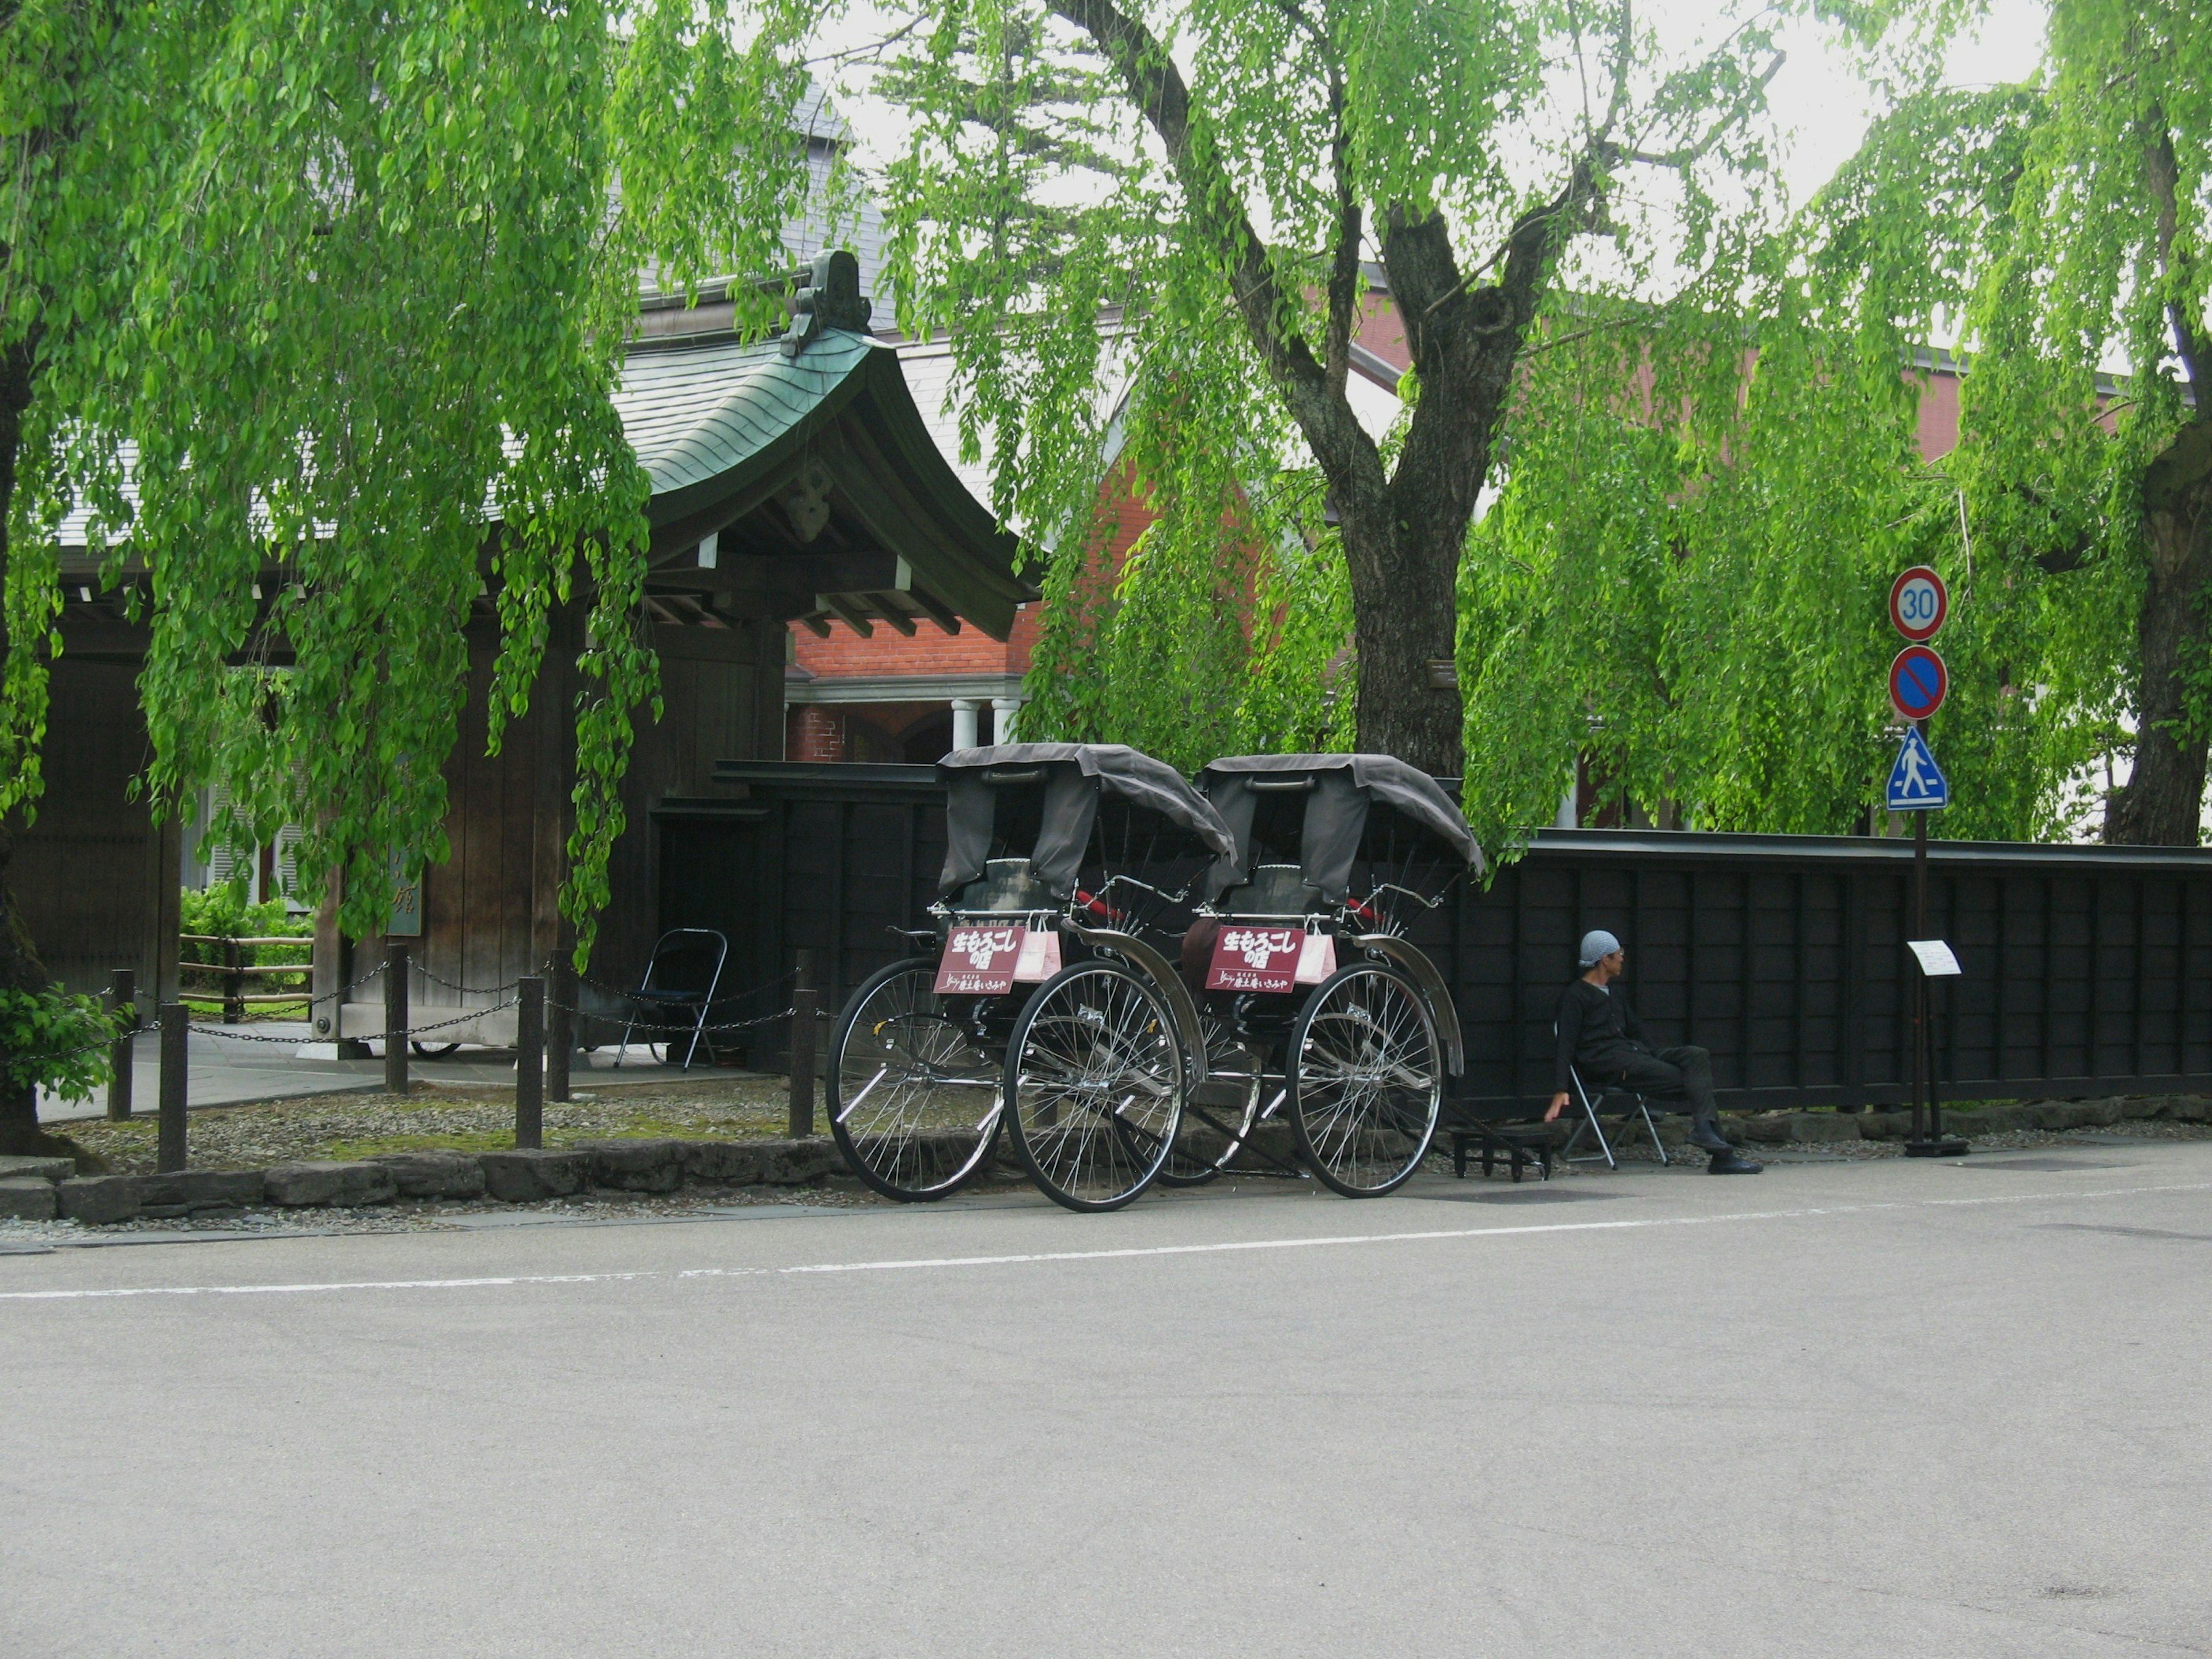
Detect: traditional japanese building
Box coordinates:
(29, 249, 1031, 1043)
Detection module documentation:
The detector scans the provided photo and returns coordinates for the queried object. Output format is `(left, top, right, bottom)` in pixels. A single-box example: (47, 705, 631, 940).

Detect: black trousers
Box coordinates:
(1600, 1044, 1717, 1123)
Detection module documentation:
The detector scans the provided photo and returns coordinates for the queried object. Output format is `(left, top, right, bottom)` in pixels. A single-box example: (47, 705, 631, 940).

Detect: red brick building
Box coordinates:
(789, 284, 1415, 761)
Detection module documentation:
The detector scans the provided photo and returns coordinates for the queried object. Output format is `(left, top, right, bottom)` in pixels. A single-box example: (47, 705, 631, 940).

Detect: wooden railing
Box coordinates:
(179, 933, 313, 1024)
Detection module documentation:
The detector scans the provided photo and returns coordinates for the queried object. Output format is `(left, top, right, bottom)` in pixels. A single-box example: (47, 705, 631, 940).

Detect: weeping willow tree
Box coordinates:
(0, 0, 814, 1148)
(872, 0, 1869, 777)
(1465, 0, 2203, 849)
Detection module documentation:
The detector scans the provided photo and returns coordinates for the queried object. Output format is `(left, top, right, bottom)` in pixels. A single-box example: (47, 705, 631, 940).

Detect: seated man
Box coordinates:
(1544, 930, 1762, 1175)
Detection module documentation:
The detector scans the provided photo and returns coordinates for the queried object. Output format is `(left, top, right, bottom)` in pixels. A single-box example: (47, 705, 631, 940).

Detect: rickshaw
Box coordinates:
(826, 744, 1235, 1213)
(1175, 754, 1480, 1196)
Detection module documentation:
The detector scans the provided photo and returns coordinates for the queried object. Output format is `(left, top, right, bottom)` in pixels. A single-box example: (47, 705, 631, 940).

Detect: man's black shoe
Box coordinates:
(1688, 1126, 1733, 1152)
(1707, 1149, 1763, 1174)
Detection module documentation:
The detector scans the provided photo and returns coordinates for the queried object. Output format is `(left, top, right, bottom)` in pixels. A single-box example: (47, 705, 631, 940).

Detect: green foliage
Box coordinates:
(868, 0, 1833, 785)
(1, 0, 817, 959)
(177, 886, 309, 941)
(1457, 82, 2136, 853)
(0, 984, 116, 1103)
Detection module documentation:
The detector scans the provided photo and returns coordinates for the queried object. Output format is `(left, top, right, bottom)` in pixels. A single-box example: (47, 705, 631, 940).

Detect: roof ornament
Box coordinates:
(785, 249, 873, 357)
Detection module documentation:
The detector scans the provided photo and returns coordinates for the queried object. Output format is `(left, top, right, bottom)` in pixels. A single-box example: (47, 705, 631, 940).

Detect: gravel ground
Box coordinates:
(51, 1076, 800, 1176)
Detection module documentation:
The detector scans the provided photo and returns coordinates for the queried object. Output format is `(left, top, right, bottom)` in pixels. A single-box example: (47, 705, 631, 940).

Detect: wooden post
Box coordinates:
(788, 948, 817, 1139)
(158, 1002, 188, 1173)
(515, 975, 545, 1149)
(222, 937, 245, 1025)
(546, 957, 573, 1104)
(384, 940, 410, 1095)
(105, 969, 135, 1122)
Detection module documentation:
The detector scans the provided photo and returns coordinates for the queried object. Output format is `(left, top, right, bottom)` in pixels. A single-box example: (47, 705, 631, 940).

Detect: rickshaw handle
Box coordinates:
(1064, 921, 1211, 1088)
(1350, 933, 1465, 1078)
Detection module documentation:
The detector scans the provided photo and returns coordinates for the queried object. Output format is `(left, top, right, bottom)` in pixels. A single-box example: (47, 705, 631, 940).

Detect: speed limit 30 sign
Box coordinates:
(1890, 565, 1948, 642)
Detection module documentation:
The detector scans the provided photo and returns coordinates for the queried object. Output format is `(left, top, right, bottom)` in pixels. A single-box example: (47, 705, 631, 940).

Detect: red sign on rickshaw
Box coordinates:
(936, 925, 1025, 995)
(1206, 926, 1304, 993)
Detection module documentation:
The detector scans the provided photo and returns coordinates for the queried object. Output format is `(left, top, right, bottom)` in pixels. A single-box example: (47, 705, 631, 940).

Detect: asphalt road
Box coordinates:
(6, 1143, 2211, 1657)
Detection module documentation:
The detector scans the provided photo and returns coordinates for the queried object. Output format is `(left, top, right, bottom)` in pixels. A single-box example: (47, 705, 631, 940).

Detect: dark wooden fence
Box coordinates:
(660, 761, 2212, 1113)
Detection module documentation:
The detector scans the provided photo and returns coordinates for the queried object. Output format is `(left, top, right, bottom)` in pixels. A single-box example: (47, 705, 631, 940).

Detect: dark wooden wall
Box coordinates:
(22, 601, 783, 1021)
(398, 611, 785, 1013)
(12, 638, 179, 1006)
(666, 764, 2212, 1108)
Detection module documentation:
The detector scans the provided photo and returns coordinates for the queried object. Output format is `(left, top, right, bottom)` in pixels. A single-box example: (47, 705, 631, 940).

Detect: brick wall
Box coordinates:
(786, 704, 844, 763)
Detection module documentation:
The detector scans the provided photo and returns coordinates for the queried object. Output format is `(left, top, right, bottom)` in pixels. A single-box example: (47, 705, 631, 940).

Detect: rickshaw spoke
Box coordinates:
(828, 961, 1005, 1202)
(1005, 960, 1184, 1213)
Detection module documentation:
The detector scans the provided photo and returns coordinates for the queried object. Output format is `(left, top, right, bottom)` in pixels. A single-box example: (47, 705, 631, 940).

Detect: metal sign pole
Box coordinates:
(1912, 797, 1928, 1143)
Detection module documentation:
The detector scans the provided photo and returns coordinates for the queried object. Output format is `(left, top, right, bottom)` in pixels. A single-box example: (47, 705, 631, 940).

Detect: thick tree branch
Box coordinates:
(1321, 66, 1360, 406)
(2145, 114, 2206, 411)
(1050, 0, 1372, 483)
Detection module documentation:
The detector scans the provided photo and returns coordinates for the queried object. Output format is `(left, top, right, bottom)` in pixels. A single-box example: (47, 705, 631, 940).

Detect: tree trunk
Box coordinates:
(1338, 504, 1464, 777)
(2105, 427, 2212, 846)
(0, 334, 77, 1156)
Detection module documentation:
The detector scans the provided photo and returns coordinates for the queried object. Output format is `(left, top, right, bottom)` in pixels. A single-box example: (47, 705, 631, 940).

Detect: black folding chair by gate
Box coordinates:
(615, 929, 728, 1070)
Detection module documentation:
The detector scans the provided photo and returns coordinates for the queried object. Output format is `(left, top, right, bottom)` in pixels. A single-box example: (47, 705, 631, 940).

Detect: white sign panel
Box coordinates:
(1906, 939, 1961, 978)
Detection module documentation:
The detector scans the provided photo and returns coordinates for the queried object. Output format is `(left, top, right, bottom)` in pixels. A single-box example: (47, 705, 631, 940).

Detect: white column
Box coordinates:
(990, 697, 1022, 745)
(1555, 777, 1579, 830)
(950, 698, 980, 751)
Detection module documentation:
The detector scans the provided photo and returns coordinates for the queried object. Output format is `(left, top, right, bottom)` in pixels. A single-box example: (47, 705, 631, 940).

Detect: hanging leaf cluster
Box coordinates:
(1, 0, 818, 955)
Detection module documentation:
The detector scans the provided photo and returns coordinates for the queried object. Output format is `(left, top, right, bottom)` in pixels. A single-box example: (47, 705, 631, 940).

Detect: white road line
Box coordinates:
(4, 1180, 2208, 1304)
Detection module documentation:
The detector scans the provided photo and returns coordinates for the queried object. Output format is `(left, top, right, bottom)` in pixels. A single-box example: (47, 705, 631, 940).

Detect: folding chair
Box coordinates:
(1554, 1021, 1671, 1169)
(614, 929, 728, 1070)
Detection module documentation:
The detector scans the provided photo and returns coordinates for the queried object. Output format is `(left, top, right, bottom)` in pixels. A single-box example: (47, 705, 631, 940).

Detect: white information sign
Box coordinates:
(1906, 939, 1961, 978)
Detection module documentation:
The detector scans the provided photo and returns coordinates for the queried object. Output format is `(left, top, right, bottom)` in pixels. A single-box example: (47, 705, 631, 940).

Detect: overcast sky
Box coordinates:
(1768, 0, 2049, 206)
(825, 0, 2055, 223)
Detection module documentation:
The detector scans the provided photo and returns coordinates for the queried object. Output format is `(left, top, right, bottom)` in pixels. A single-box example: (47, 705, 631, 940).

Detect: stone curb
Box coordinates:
(26, 1096, 2212, 1226)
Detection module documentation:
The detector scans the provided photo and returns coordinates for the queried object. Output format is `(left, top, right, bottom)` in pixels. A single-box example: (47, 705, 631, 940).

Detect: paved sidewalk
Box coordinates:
(36, 1025, 743, 1122)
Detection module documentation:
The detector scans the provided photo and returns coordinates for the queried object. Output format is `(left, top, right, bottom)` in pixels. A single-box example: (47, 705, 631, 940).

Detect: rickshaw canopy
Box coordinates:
(1198, 753, 1482, 903)
(938, 744, 1236, 899)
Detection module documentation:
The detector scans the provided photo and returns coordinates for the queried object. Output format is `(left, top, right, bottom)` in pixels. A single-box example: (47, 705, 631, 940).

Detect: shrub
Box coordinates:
(0, 986, 118, 1104)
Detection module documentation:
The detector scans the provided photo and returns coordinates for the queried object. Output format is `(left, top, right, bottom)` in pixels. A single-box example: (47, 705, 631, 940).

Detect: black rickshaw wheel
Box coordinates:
(1286, 960, 1441, 1198)
(1003, 959, 1185, 1213)
(1156, 1009, 1262, 1187)
(828, 959, 1005, 1203)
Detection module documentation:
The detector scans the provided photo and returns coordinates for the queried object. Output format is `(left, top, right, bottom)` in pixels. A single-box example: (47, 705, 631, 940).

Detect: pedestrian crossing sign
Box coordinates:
(1886, 726, 1949, 810)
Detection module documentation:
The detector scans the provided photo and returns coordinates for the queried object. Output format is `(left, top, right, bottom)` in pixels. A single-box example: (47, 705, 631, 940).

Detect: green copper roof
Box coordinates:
(615, 329, 875, 503)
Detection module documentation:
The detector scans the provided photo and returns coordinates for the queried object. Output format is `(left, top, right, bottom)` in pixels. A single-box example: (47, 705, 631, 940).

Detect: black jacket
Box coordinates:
(1555, 978, 1650, 1091)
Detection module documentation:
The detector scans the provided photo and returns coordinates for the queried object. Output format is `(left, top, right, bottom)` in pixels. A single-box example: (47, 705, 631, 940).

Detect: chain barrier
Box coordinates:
(546, 999, 797, 1037)
(414, 964, 527, 997)
(157, 999, 521, 1046)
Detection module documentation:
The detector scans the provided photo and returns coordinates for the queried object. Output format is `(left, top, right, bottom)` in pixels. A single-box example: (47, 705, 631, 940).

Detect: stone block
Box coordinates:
(1856, 1111, 1914, 1139)
(368, 1150, 486, 1200)
(1723, 1114, 1790, 1146)
(2033, 1100, 2124, 1131)
(478, 1149, 590, 1203)
(1946, 1104, 2033, 1137)
(0, 1177, 58, 1221)
(56, 1176, 139, 1225)
(2161, 1094, 2212, 1122)
(263, 1161, 399, 1209)
(680, 1141, 766, 1185)
(577, 1138, 684, 1193)
(1780, 1112, 1862, 1143)
(2119, 1095, 2163, 1120)
(131, 1170, 267, 1217)
(757, 1138, 842, 1185)
(0, 1155, 73, 1184)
